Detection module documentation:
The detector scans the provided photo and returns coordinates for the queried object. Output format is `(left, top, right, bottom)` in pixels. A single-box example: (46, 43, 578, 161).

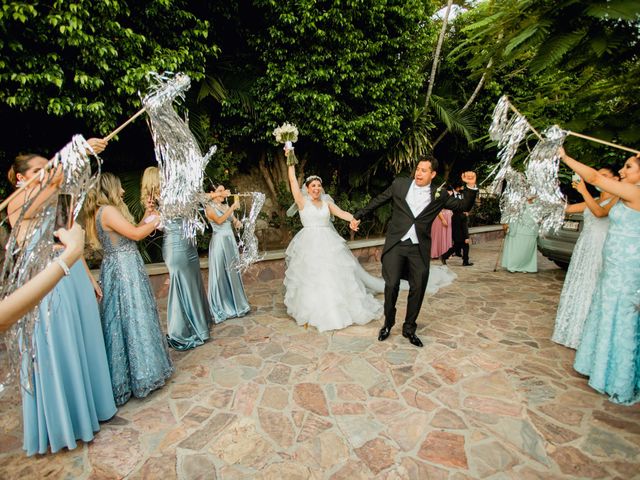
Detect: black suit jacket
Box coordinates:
(354, 177, 477, 268)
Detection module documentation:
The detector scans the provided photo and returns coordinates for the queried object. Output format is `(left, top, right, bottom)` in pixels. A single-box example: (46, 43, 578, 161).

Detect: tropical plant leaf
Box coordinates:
(530, 30, 587, 73)
(429, 95, 476, 142)
(585, 1, 640, 20)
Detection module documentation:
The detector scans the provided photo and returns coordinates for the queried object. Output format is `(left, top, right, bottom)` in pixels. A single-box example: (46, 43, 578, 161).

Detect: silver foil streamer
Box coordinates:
(229, 192, 266, 272)
(142, 72, 215, 242)
(525, 125, 568, 234)
(486, 96, 531, 195)
(0, 136, 101, 394)
(499, 168, 532, 225)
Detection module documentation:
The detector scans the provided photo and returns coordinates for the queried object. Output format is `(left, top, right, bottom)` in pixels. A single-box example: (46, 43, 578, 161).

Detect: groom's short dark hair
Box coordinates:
(417, 154, 438, 173)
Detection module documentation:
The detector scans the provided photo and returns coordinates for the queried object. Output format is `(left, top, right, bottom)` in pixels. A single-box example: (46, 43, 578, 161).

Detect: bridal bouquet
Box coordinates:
(273, 122, 299, 165)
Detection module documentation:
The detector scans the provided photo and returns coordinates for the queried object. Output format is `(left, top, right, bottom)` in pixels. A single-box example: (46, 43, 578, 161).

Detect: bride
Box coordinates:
(283, 153, 383, 331)
(283, 150, 456, 332)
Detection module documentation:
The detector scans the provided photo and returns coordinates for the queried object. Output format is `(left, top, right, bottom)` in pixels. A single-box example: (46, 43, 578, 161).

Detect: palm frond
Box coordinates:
(429, 95, 476, 142)
(385, 106, 435, 172)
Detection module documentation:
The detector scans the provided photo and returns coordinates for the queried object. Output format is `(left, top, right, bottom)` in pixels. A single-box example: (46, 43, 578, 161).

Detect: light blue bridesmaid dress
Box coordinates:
(163, 220, 212, 350)
(501, 203, 538, 273)
(207, 206, 250, 323)
(96, 208, 174, 406)
(21, 259, 117, 456)
(574, 201, 640, 405)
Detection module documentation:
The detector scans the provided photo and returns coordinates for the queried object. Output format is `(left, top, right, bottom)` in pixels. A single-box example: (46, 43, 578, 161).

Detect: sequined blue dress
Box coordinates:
(97, 208, 173, 406)
(552, 198, 611, 348)
(21, 259, 117, 456)
(163, 220, 212, 350)
(574, 202, 640, 405)
(207, 206, 250, 323)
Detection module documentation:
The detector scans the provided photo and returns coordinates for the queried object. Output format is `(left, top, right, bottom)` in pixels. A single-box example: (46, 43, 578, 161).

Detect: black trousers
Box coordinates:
(381, 242, 429, 335)
(442, 241, 469, 263)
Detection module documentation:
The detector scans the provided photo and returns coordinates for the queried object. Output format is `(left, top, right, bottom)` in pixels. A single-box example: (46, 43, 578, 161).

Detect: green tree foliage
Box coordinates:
(452, 0, 640, 159)
(214, 0, 436, 158)
(0, 0, 216, 135)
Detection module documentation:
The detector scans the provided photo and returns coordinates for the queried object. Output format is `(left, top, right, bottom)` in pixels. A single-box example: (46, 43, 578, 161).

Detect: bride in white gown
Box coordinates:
(283, 152, 456, 332)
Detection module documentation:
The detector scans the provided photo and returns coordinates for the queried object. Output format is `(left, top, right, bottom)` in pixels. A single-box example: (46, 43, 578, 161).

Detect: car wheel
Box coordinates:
(554, 260, 569, 270)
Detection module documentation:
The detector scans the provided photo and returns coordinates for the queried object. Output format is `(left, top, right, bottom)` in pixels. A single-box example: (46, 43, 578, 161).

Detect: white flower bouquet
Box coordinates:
(272, 122, 299, 165)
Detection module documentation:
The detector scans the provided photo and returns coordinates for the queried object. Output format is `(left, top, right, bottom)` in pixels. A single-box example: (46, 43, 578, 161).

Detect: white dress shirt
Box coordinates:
(401, 181, 431, 244)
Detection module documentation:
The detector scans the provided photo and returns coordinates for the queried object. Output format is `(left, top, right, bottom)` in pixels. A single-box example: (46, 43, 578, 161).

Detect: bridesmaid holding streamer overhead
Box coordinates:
(84, 173, 173, 406)
(141, 167, 225, 350)
(552, 167, 619, 349)
(205, 186, 250, 323)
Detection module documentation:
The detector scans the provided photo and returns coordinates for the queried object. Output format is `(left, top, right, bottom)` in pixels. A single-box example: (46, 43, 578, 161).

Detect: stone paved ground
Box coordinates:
(1, 239, 639, 479)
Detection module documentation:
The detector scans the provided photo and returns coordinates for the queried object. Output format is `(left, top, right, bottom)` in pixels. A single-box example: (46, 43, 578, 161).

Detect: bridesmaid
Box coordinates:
(500, 198, 538, 273)
(560, 148, 640, 405)
(141, 167, 213, 350)
(84, 173, 173, 406)
(552, 167, 619, 348)
(7, 146, 117, 456)
(205, 186, 250, 323)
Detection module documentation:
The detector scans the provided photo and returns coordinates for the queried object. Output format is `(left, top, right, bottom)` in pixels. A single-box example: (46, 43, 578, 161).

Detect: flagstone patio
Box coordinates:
(1, 239, 639, 479)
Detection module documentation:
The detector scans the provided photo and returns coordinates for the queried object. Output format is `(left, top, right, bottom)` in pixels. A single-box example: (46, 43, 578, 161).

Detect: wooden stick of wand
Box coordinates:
(104, 106, 146, 142)
(566, 131, 640, 155)
(507, 101, 543, 141)
(1, 108, 147, 213)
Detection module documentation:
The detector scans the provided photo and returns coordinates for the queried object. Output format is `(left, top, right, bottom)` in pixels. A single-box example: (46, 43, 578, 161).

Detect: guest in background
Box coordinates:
(205, 186, 250, 323)
(440, 184, 473, 266)
(500, 198, 538, 273)
(560, 148, 640, 405)
(430, 186, 453, 258)
(84, 172, 173, 406)
(552, 167, 619, 348)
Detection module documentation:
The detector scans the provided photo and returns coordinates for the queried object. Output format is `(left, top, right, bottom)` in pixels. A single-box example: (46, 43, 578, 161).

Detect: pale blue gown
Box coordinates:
(501, 203, 538, 273)
(163, 220, 212, 350)
(97, 208, 174, 406)
(207, 206, 250, 323)
(574, 202, 640, 405)
(21, 259, 117, 456)
(552, 198, 611, 348)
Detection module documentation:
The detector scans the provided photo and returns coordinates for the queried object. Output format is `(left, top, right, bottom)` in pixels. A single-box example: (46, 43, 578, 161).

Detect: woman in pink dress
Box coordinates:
(431, 208, 453, 258)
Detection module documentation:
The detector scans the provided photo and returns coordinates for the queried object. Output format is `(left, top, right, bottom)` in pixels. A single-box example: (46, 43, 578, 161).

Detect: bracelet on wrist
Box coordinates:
(55, 257, 71, 276)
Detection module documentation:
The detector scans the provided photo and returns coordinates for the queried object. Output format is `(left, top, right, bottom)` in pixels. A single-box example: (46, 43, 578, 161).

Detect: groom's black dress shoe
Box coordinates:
(378, 327, 392, 342)
(403, 332, 424, 347)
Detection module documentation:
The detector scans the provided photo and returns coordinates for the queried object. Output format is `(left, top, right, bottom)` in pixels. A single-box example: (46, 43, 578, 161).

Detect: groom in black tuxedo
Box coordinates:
(351, 155, 477, 347)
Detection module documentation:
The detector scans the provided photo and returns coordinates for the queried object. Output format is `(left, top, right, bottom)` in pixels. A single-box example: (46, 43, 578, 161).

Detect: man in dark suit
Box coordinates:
(351, 155, 477, 347)
(440, 184, 473, 266)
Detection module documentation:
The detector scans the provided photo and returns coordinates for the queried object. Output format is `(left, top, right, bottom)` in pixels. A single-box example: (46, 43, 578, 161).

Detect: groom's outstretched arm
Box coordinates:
(353, 181, 395, 220)
(444, 187, 477, 213)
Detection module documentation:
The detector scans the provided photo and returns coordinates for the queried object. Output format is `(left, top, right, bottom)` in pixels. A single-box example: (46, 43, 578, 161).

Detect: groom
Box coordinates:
(350, 155, 477, 347)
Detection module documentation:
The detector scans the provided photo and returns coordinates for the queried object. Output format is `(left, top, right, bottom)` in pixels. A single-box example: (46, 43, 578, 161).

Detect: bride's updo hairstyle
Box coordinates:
(304, 175, 322, 187)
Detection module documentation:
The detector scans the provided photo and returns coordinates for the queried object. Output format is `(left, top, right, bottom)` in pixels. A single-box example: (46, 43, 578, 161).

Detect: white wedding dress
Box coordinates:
(284, 198, 383, 331)
(284, 198, 457, 332)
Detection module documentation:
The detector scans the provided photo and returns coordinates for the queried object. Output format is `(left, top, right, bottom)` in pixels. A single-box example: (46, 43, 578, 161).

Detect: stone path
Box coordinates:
(1, 239, 639, 479)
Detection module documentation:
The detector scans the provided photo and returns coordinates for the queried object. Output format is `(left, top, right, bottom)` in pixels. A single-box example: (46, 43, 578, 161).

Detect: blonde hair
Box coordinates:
(140, 166, 160, 208)
(84, 173, 134, 250)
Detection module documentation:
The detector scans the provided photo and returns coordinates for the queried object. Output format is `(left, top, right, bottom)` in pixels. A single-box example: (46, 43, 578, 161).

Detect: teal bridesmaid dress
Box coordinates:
(207, 206, 250, 323)
(163, 220, 212, 350)
(21, 260, 117, 456)
(574, 202, 640, 405)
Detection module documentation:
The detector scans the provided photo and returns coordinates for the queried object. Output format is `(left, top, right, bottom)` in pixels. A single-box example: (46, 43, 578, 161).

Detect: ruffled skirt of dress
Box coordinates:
(284, 226, 383, 332)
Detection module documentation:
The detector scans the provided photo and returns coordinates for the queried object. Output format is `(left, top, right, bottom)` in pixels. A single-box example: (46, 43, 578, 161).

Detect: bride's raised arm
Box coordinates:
(286, 149, 305, 211)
